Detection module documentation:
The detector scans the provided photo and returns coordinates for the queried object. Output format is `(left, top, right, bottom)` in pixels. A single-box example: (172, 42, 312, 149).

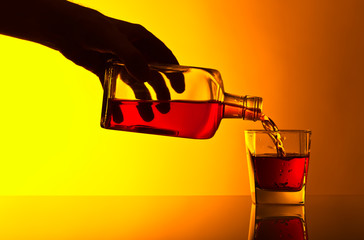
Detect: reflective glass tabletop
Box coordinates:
(0, 195, 362, 239)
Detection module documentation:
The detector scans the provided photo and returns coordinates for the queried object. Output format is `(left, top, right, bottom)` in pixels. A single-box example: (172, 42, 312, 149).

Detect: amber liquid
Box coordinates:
(260, 114, 286, 157)
(252, 154, 308, 191)
(253, 114, 308, 191)
(255, 217, 306, 240)
(104, 99, 287, 148)
(104, 100, 224, 139)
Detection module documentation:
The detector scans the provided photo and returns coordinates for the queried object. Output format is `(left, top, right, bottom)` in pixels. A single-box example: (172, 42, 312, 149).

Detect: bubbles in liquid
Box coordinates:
(260, 114, 286, 157)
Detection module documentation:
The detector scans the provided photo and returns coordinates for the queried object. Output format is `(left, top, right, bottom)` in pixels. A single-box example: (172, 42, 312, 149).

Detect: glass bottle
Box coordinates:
(101, 61, 263, 139)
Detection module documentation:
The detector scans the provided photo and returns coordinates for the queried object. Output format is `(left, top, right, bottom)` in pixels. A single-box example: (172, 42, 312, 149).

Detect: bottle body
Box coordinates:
(101, 61, 262, 139)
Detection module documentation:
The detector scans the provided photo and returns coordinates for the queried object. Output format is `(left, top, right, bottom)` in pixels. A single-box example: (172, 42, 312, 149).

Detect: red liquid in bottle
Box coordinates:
(252, 154, 309, 191)
(255, 217, 306, 240)
(104, 100, 224, 139)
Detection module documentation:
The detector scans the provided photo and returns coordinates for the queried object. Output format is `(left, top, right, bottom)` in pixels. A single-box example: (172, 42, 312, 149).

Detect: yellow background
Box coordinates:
(0, 0, 363, 196)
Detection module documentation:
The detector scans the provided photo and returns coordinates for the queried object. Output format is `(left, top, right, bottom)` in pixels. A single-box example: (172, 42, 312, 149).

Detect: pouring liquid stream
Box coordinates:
(260, 114, 286, 157)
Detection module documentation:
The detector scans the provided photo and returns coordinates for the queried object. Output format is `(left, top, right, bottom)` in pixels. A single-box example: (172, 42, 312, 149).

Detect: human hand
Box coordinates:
(1, 1, 185, 121)
(54, 3, 184, 121)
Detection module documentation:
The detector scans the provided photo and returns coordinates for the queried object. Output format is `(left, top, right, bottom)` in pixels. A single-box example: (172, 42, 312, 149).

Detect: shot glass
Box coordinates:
(245, 130, 311, 205)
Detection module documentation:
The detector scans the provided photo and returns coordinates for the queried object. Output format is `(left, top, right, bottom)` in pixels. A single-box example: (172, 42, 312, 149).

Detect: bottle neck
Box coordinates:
(223, 93, 263, 121)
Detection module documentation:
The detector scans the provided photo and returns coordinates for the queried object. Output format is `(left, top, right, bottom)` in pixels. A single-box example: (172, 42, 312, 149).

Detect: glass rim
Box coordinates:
(245, 129, 311, 134)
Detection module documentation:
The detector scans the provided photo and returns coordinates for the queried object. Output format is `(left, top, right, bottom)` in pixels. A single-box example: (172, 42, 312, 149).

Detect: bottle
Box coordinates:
(100, 60, 263, 139)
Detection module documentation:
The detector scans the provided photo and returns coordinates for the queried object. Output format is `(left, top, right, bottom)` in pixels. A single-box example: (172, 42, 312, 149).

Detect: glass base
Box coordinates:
(251, 185, 306, 205)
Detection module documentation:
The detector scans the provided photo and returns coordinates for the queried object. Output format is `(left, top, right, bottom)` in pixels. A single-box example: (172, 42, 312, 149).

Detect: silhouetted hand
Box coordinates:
(0, 0, 185, 121)
(53, 3, 185, 121)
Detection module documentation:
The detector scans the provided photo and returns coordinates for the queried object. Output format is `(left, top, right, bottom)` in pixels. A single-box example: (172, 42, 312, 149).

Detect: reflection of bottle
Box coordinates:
(101, 61, 263, 139)
(249, 204, 308, 240)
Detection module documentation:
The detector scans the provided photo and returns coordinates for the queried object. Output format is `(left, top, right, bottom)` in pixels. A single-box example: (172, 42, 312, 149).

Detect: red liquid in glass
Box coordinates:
(104, 100, 224, 139)
(252, 155, 309, 191)
(255, 217, 306, 240)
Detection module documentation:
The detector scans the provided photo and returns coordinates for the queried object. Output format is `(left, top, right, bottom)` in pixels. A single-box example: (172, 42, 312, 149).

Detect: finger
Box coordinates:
(129, 27, 185, 93)
(112, 21, 185, 93)
(118, 69, 154, 121)
(137, 101, 154, 122)
(118, 67, 152, 100)
(112, 71, 153, 122)
(165, 72, 185, 93)
(111, 100, 124, 124)
(127, 83, 154, 122)
(148, 70, 170, 114)
(132, 37, 185, 93)
(106, 35, 158, 121)
(132, 37, 186, 93)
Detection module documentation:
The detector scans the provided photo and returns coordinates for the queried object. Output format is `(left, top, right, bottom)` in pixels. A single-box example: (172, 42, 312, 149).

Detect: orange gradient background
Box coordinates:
(0, 0, 363, 197)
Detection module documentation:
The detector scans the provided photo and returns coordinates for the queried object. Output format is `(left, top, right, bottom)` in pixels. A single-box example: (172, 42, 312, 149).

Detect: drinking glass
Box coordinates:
(245, 130, 311, 205)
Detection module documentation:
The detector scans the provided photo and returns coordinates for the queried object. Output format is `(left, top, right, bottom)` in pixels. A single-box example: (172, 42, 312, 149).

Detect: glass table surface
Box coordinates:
(0, 195, 362, 239)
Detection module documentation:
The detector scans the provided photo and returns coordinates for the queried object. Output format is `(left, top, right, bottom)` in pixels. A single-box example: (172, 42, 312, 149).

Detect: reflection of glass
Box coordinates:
(249, 204, 308, 240)
(245, 130, 311, 204)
